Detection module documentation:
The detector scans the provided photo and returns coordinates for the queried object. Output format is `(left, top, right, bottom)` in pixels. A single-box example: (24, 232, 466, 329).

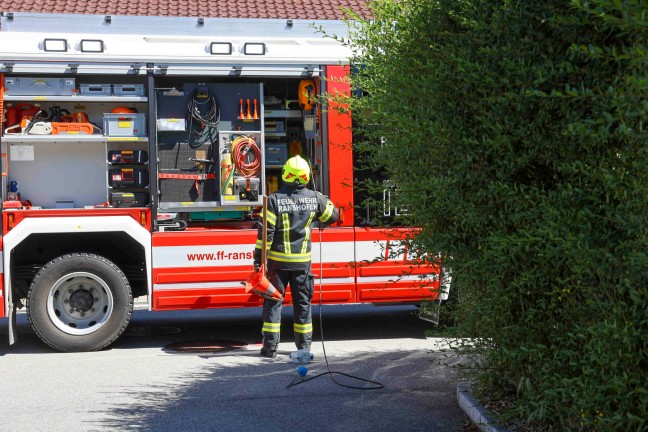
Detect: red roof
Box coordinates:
(0, 0, 371, 20)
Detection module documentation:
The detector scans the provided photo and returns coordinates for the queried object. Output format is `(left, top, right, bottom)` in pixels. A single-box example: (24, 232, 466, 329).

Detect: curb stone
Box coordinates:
(457, 383, 510, 432)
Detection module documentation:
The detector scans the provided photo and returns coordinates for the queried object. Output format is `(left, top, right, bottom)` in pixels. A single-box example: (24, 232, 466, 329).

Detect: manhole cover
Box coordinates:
(125, 326, 182, 337)
(165, 340, 247, 353)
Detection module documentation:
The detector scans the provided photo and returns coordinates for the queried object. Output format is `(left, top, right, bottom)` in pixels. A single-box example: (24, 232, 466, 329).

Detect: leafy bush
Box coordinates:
(337, 0, 648, 430)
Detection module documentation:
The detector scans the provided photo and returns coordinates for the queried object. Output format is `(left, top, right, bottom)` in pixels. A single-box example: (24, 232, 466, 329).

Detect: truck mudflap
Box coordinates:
(1, 236, 18, 344)
(7, 293, 18, 346)
(0, 236, 4, 318)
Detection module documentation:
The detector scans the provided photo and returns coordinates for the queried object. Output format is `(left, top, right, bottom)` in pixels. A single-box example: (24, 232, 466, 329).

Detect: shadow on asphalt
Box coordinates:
(90, 349, 462, 432)
(0, 304, 464, 431)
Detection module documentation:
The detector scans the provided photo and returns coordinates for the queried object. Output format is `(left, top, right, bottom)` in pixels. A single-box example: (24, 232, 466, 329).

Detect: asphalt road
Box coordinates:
(0, 304, 465, 432)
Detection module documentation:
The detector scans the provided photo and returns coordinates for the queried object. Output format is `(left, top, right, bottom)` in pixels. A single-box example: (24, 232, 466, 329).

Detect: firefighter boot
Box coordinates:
(260, 346, 277, 359)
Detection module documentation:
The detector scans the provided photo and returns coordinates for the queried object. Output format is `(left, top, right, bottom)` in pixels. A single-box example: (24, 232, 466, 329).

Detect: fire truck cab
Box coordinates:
(0, 12, 446, 352)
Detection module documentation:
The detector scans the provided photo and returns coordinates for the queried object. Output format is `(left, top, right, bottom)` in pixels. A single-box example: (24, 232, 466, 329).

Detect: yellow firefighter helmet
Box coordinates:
(281, 155, 311, 185)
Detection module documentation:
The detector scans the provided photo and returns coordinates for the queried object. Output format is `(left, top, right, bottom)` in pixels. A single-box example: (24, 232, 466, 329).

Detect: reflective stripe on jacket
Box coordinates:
(254, 184, 339, 270)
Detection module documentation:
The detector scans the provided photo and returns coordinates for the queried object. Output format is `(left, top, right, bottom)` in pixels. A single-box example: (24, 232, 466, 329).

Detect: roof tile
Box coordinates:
(0, 0, 371, 19)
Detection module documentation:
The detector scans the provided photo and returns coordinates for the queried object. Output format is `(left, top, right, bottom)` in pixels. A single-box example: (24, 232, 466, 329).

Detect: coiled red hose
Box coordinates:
(232, 135, 261, 177)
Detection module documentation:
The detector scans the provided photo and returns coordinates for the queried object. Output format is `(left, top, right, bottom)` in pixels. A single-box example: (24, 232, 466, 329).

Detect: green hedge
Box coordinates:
(340, 0, 647, 430)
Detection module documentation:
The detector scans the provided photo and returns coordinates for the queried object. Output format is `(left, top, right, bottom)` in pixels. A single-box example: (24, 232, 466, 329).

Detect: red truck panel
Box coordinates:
(354, 227, 441, 303)
(326, 65, 354, 227)
(151, 227, 357, 310)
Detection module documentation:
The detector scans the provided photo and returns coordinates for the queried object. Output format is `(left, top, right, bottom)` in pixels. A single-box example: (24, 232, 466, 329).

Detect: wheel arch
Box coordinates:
(3, 216, 152, 343)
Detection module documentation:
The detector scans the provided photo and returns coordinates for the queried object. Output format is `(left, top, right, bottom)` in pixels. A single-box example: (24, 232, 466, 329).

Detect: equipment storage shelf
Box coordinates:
(107, 147, 151, 208)
(5, 140, 109, 209)
(263, 110, 301, 118)
(264, 132, 287, 138)
(263, 110, 296, 192)
(2, 75, 151, 212)
(3, 96, 147, 103)
(1, 136, 149, 143)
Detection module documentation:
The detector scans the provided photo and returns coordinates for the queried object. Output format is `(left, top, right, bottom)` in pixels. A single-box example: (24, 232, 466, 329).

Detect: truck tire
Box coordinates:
(27, 253, 133, 352)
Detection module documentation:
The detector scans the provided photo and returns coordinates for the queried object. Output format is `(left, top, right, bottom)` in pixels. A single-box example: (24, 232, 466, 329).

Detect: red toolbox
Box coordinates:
(108, 150, 148, 164)
(109, 168, 149, 188)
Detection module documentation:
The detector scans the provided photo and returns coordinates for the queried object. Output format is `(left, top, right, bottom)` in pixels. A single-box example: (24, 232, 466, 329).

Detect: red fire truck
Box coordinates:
(0, 12, 447, 351)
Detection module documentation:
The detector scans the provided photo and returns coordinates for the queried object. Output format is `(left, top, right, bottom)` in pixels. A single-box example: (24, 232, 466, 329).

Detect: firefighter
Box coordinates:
(254, 155, 339, 358)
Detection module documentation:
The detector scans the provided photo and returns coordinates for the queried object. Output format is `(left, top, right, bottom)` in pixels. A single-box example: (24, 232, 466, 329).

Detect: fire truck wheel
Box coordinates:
(27, 253, 133, 352)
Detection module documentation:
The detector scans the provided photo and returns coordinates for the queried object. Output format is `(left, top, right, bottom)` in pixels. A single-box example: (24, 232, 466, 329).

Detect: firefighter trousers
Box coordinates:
(261, 266, 314, 352)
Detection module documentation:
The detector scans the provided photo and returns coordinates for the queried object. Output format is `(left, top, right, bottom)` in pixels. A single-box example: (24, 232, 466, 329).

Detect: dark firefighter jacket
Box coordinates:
(254, 184, 339, 270)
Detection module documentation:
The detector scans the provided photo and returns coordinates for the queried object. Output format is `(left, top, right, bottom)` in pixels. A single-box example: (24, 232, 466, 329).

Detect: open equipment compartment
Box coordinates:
(218, 130, 263, 205)
(1, 73, 149, 210)
(155, 82, 264, 211)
